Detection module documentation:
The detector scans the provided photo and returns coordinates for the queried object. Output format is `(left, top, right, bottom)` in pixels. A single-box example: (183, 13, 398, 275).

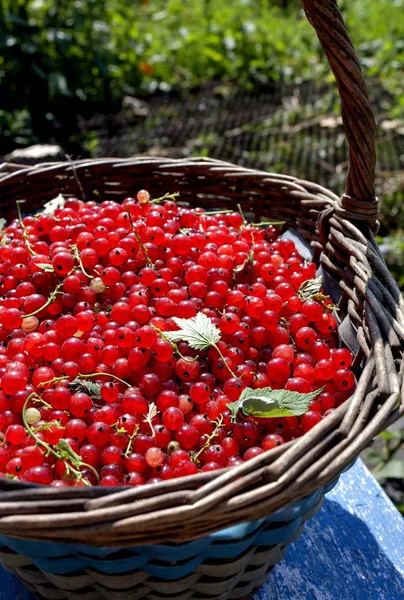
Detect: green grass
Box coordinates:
(130, 0, 404, 100)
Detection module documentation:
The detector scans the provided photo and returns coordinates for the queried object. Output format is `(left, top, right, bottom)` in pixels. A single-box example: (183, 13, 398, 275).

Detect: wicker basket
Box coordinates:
(0, 1, 403, 599)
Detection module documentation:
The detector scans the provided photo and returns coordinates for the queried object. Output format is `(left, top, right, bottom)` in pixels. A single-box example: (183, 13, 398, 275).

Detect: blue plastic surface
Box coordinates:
(0, 472, 344, 578)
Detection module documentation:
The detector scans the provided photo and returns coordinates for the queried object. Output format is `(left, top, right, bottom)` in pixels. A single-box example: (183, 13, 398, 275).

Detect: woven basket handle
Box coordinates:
(302, 0, 378, 224)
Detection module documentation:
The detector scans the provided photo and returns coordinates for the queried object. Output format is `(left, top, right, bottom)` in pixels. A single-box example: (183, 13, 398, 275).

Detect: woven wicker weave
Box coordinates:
(0, 1, 402, 598)
(0, 498, 325, 600)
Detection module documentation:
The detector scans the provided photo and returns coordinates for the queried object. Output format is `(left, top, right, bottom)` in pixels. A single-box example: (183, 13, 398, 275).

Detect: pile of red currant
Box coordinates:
(0, 190, 355, 487)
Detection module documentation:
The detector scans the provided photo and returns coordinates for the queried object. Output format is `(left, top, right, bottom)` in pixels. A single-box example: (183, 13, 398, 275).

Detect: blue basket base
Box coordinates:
(0, 467, 353, 599)
(0, 500, 322, 600)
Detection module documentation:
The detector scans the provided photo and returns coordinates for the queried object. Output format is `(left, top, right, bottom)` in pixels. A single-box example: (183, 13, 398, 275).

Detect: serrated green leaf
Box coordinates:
(68, 378, 101, 399)
(298, 276, 323, 301)
(227, 398, 244, 421)
(42, 194, 66, 216)
(165, 313, 221, 351)
(228, 386, 324, 419)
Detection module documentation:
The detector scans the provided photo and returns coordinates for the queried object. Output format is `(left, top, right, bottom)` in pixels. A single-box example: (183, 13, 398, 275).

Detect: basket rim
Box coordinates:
(0, 156, 339, 199)
(0, 154, 401, 548)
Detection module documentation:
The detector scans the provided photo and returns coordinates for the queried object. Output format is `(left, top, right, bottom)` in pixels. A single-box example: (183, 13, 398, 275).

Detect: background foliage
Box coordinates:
(1, 0, 404, 151)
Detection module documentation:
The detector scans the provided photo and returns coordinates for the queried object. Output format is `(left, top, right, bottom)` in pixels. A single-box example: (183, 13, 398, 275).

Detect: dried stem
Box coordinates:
(23, 282, 63, 318)
(16, 201, 37, 256)
(192, 416, 224, 463)
(39, 372, 131, 389)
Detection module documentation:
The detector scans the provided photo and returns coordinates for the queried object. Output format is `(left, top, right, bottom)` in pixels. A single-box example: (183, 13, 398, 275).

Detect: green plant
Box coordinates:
(372, 431, 404, 480)
(0, 0, 141, 149)
(366, 429, 404, 515)
(376, 230, 404, 289)
(2, 0, 404, 151)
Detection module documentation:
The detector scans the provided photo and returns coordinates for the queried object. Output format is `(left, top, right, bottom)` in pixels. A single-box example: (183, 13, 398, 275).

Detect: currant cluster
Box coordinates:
(0, 191, 355, 487)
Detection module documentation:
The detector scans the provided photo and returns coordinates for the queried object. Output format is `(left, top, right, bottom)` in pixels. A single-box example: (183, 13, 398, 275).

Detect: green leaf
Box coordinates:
(165, 313, 221, 351)
(375, 460, 404, 481)
(228, 386, 324, 420)
(37, 263, 55, 273)
(42, 194, 66, 217)
(378, 431, 402, 441)
(68, 378, 101, 399)
(298, 276, 323, 301)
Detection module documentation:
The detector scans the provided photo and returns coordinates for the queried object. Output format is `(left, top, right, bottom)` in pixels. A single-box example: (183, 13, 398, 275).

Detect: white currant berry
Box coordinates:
(90, 277, 107, 294)
(21, 316, 39, 333)
(25, 407, 41, 425)
(137, 189, 150, 204)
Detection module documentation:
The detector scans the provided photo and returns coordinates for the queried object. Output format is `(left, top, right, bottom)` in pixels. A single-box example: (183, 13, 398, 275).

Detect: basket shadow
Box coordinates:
(256, 497, 404, 600)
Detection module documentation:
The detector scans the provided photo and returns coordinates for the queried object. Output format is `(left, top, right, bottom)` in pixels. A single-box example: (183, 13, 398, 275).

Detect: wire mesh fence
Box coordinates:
(78, 81, 404, 225)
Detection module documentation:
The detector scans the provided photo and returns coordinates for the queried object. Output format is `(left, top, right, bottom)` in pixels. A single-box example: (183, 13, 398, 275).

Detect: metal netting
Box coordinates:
(78, 81, 404, 208)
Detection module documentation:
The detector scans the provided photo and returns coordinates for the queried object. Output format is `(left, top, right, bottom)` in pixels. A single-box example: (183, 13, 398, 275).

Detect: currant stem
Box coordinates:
(126, 210, 135, 231)
(79, 372, 131, 387)
(143, 403, 158, 437)
(22, 282, 63, 318)
(204, 209, 232, 216)
(249, 238, 256, 285)
(124, 425, 140, 457)
(237, 203, 246, 225)
(39, 372, 131, 389)
(212, 343, 237, 379)
(250, 220, 285, 227)
(22, 397, 78, 468)
(126, 211, 154, 267)
(175, 347, 199, 362)
(32, 420, 63, 434)
(152, 325, 199, 362)
(70, 244, 94, 279)
(0, 233, 9, 247)
(232, 249, 254, 282)
(56, 439, 100, 484)
(150, 191, 179, 204)
(16, 201, 37, 256)
(311, 293, 339, 312)
(193, 416, 224, 463)
(133, 229, 154, 267)
(22, 395, 99, 486)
